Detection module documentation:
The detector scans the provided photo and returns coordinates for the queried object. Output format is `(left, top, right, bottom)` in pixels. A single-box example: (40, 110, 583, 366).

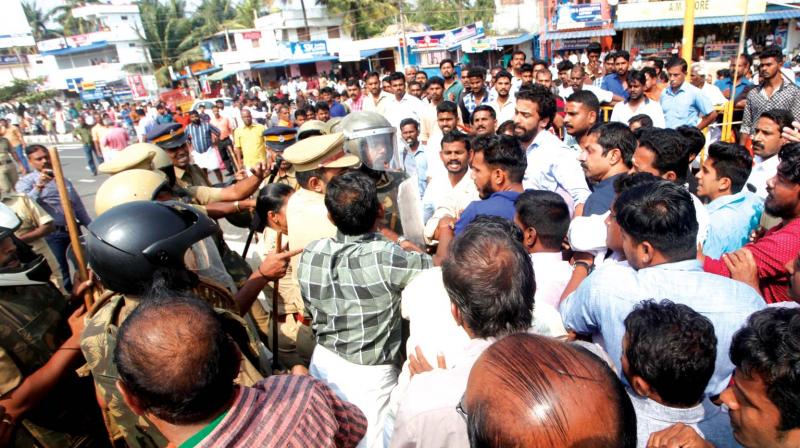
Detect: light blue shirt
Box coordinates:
(660, 82, 714, 129)
(703, 191, 764, 259)
(403, 144, 428, 199)
(560, 259, 765, 396)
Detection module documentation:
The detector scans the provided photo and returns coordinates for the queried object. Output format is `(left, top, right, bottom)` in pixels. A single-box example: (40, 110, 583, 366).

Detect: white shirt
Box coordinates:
(561, 84, 614, 103)
(422, 172, 479, 242)
(386, 94, 427, 130)
(487, 94, 516, 124)
(746, 154, 780, 200)
(610, 97, 667, 128)
(424, 131, 445, 180)
(363, 90, 394, 116)
(700, 82, 728, 107)
(530, 252, 573, 309)
(523, 130, 592, 210)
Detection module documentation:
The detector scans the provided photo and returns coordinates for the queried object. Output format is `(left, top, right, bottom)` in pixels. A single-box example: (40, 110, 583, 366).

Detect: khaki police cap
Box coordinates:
(297, 119, 328, 140)
(97, 143, 156, 174)
(94, 169, 168, 215)
(325, 117, 343, 134)
(282, 132, 360, 172)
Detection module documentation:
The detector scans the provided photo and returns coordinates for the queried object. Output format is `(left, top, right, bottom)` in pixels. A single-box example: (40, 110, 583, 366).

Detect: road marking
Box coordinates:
(77, 179, 97, 183)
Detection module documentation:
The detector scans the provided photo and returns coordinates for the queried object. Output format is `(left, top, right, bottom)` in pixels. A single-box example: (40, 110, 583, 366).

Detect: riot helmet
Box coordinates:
(86, 201, 218, 294)
(341, 111, 401, 172)
(0, 203, 52, 286)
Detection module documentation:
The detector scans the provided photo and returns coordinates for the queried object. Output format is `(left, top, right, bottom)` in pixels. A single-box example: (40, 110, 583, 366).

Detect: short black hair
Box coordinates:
(777, 142, 800, 184)
(389, 72, 405, 83)
(624, 300, 717, 407)
(324, 171, 379, 235)
(566, 90, 600, 115)
(512, 50, 526, 59)
(346, 78, 359, 88)
(557, 60, 574, 72)
(615, 181, 698, 261)
(441, 130, 471, 150)
(647, 57, 664, 71)
(416, 70, 428, 79)
(497, 120, 515, 135)
(471, 134, 527, 183)
(439, 58, 455, 68)
(25, 144, 47, 157)
(425, 76, 444, 89)
(615, 50, 630, 62)
(114, 294, 239, 425)
(665, 57, 688, 73)
(320, 86, 334, 95)
(316, 101, 330, 112)
(467, 66, 486, 79)
(628, 114, 654, 129)
(514, 190, 570, 250)
(604, 53, 615, 62)
(532, 59, 548, 69)
(676, 125, 706, 158)
(257, 182, 294, 216)
(407, 80, 421, 90)
(365, 71, 380, 81)
(588, 122, 637, 167)
(730, 307, 800, 431)
(760, 45, 785, 62)
(739, 53, 754, 67)
(586, 42, 602, 55)
(628, 69, 646, 85)
(706, 142, 753, 193)
(494, 70, 512, 82)
(295, 169, 323, 189)
(436, 100, 458, 116)
(613, 172, 661, 195)
(472, 104, 496, 122)
(640, 66, 658, 80)
(516, 84, 556, 124)
(758, 108, 794, 131)
(399, 118, 419, 130)
(520, 63, 533, 73)
(637, 128, 691, 183)
(442, 216, 533, 338)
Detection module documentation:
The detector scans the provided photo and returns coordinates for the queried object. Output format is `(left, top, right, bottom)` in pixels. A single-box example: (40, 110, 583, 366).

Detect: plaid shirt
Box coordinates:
(461, 88, 497, 117)
(298, 232, 433, 365)
(741, 79, 800, 134)
(186, 121, 220, 154)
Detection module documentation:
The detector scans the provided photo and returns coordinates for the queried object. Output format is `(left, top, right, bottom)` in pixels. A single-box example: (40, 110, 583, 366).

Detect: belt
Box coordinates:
(277, 312, 308, 326)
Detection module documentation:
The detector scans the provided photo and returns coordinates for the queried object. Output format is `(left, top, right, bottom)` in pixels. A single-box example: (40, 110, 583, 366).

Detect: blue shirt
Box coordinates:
(600, 73, 629, 100)
(16, 172, 92, 228)
(703, 191, 764, 259)
(660, 82, 714, 129)
(403, 144, 428, 199)
(583, 173, 624, 216)
(714, 77, 752, 101)
(329, 101, 347, 118)
(185, 121, 220, 154)
(454, 191, 520, 234)
(560, 259, 765, 396)
(156, 113, 174, 124)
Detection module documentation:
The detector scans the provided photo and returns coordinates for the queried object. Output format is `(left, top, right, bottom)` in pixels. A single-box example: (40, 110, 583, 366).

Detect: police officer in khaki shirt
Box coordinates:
(264, 126, 299, 190)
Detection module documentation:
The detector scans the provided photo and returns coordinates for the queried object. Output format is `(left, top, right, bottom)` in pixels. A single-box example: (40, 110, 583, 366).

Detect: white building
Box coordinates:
(27, 3, 150, 91)
(493, 0, 540, 35)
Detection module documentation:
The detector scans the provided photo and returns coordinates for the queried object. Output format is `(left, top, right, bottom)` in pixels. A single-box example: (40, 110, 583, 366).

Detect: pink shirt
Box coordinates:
(101, 127, 129, 151)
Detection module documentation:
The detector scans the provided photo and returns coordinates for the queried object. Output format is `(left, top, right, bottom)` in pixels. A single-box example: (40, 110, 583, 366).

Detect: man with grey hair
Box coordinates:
(405, 65, 419, 84)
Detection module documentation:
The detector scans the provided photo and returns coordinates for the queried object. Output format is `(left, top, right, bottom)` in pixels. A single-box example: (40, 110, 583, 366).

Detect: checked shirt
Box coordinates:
(298, 232, 432, 366)
(741, 79, 800, 135)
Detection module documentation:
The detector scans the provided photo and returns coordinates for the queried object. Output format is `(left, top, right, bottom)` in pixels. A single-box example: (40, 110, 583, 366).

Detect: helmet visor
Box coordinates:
(183, 240, 212, 272)
(344, 127, 402, 172)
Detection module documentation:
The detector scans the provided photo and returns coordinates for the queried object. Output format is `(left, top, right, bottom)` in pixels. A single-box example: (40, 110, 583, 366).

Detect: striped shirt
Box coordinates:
(741, 79, 800, 134)
(298, 232, 433, 365)
(186, 121, 220, 154)
(194, 375, 367, 448)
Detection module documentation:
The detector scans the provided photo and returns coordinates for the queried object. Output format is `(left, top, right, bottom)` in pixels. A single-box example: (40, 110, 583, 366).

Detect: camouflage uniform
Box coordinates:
(0, 283, 108, 447)
(80, 289, 267, 448)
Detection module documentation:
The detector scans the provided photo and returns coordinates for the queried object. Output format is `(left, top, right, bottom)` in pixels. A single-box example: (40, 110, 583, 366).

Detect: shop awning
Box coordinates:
(207, 69, 238, 81)
(615, 8, 800, 29)
(360, 48, 386, 58)
(251, 55, 339, 70)
(250, 60, 286, 70)
(40, 41, 112, 56)
(540, 28, 616, 41)
(496, 33, 536, 47)
(195, 66, 221, 77)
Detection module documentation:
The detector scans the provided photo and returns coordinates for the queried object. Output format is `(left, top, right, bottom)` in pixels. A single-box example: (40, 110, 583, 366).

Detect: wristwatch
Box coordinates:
(572, 260, 594, 274)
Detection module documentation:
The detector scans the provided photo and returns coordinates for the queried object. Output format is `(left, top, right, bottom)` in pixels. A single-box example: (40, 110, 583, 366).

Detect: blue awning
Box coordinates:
(250, 60, 286, 70)
(540, 28, 615, 41)
(360, 48, 386, 58)
(616, 8, 800, 29)
(195, 66, 221, 76)
(40, 41, 112, 56)
(496, 33, 535, 47)
(251, 55, 338, 70)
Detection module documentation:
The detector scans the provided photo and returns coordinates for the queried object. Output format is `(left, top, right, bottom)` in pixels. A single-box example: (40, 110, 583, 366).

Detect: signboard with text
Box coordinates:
(289, 40, 328, 58)
(616, 0, 766, 22)
(551, 1, 610, 30)
(409, 21, 485, 52)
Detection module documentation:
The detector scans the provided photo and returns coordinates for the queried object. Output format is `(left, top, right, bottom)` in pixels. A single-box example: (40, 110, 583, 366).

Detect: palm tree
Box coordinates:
(49, 0, 102, 36)
(22, 0, 60, 41)
(138, 0, 198, 85)
(234, 0, 268, 28)
(315, 0, 398, 39)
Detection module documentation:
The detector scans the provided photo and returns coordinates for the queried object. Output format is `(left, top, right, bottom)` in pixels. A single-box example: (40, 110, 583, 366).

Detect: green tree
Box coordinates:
(138, 0, 198, 86)
(49, 0, 101, 36)
(235, 0, 267, 28)
(409, 0, 495, 31)
(22, 0, 60, 41)
(315, 0, 398, 39)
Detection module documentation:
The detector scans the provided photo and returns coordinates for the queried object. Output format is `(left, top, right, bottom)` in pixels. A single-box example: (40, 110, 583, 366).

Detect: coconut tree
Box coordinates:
(22, 0, 60, 41)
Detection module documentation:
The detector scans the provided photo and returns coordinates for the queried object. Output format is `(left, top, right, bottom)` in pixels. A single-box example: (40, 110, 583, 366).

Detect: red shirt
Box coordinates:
(704, 217, 800, 303)
(174, 113, 191, 128)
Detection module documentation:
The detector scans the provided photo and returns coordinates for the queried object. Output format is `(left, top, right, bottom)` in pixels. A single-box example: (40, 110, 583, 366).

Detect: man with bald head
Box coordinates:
(114, 293, 367, 447)
(462, 333, 638, 448)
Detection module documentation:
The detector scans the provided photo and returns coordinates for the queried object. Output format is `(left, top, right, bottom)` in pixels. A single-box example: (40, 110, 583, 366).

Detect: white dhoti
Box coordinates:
(192, 146, 224, 171)
(309, 344, 399, 448)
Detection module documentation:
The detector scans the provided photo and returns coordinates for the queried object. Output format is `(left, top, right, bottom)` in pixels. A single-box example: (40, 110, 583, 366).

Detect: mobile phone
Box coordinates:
(43, 169, 54, 177)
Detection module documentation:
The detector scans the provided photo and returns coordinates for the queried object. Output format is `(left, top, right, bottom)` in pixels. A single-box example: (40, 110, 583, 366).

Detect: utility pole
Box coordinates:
(299, 0, 309, 37)
(399, 0, 408, 69)
(457, 0, 465, 27)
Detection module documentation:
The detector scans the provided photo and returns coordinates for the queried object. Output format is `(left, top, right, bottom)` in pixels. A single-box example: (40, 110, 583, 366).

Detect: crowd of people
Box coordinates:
(0, 40, 799, 448)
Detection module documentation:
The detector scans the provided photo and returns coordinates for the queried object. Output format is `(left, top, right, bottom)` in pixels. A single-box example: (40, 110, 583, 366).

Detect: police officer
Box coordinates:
(263, 126, 298, 189)
(96, 142, 158, 175)
(0, 203, 108, 447)
(0, 138, 19, 194)
(296, 119, 328, 140)
(80, 201, 296, 447)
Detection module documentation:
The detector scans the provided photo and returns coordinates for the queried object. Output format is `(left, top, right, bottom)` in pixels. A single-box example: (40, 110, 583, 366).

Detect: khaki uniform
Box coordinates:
(80, 290, 267, 448)
(0, 283, 107, 447)
(0, 139, 18, 194)
(254, 227, 314, 368)
(2, 193, 63, 291)
(172, 164, 223, 206)
(274, 170, 299, 191)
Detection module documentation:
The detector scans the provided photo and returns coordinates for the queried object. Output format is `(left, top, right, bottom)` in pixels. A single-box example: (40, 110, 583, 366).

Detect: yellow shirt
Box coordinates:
(233, 124, 267, 168)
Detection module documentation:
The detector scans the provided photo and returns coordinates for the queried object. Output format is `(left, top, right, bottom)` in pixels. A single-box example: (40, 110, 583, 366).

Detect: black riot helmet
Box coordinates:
(86, 201, 218, 295)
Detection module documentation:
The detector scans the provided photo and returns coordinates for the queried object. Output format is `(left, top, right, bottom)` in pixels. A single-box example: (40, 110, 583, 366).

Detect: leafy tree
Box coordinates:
(315, 0, 398, 39)
(235, 0, 268, 28)
(409, 0, 495, 31)
(138, 0, 198, 86)
(49, 0, 101, 37)
(22, 1, 60, 41)
(0, 78, 56, 104)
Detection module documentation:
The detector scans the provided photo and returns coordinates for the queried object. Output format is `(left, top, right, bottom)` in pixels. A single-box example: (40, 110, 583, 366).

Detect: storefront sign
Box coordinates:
(289, 40, 328, 58)
(553, 2, 609, 30)
(409, 33, 446, 50)
(616, 0, 766, 22)
(446, 21, 485, 45)
(410, 22, 485, 51)
(462, 38, 498, 53)
(552, 37, 594, 51)
(242, 31, 261, 40)
(37, 33, 98, 52)
(126, 75, 148, 99)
